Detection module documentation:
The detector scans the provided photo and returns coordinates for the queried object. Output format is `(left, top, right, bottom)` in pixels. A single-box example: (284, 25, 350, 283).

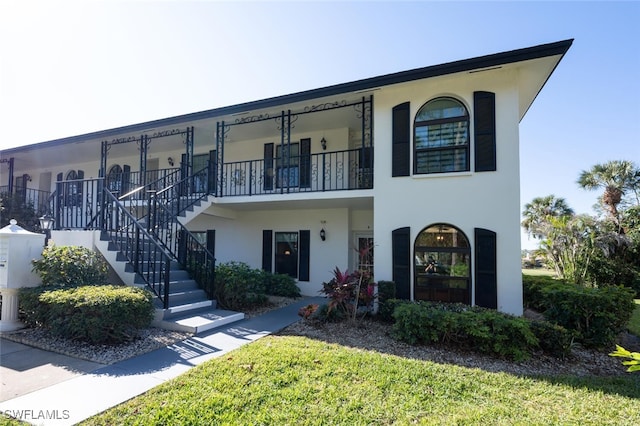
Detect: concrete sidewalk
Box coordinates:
(0, 297, 322, 425)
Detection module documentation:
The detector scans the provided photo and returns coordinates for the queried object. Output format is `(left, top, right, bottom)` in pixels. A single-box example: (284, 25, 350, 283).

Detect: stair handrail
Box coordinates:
(102, 188, 173, 309)
(154, 165, 211, 217)
(147, 192, 216, 300)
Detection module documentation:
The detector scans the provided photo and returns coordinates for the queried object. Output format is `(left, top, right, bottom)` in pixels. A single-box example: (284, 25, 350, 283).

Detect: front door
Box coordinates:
(354, 233, 374, 273)
(275, 232, 298, 278)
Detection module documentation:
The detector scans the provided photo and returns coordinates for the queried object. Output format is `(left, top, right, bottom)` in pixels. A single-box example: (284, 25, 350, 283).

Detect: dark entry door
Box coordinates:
(275, 232, 298, 278)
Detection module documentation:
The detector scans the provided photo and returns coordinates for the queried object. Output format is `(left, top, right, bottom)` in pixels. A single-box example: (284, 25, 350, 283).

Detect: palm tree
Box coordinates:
(577, 160, 640, 226)
(522, 195, 574, 239)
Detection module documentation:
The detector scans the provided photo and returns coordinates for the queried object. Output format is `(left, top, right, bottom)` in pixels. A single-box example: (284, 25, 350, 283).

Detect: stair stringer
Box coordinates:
(94, 237, 141, 287)
(177, 195, 238, 226)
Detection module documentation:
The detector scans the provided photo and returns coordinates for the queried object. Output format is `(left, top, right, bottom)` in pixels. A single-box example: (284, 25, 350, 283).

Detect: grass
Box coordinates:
(629, 299, 640, 337)
(77, 335, 639, 425)
(522, 267, 556, 277)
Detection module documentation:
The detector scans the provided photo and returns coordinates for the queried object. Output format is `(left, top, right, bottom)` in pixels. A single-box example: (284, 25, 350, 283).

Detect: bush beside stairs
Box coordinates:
(94, 232, 244, 334)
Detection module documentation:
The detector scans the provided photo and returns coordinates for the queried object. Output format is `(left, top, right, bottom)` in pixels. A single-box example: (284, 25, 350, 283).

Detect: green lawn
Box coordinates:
(522, 267, 556, 277)
(77, 335, 639, 425)
(629, 299, 640, 337)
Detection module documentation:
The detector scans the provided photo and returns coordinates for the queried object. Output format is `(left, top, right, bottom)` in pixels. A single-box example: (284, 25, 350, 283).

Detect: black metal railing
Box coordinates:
(53, 178, 103, 230)
(218, 148, 372, 197)
(105, 167, 181, 199)
(149, 193, 215, 300)
(154, 166, 211, 216)
(102, 189, 172, 308)
(0, 186, 52, 217)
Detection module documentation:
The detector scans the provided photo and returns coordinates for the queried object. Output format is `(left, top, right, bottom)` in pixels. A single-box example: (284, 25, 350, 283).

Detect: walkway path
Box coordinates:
(0, 297, 322, 425)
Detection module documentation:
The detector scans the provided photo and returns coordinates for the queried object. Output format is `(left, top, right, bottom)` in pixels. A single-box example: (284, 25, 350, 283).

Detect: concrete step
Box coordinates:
(153, 307, 244, 334)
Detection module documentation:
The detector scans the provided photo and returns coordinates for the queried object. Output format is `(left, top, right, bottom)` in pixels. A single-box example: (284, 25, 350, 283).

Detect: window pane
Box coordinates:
(416, 148, 467, 174)
(416, 98, 466, 121)
(414, 224, 470, 304)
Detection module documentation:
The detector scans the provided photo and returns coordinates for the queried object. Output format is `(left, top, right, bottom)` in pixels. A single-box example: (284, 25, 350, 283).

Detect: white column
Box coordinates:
(0, 288, 25, 331)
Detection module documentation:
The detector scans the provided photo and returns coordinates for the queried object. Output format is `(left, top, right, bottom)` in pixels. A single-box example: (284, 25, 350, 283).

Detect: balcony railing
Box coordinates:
(105, 167, 181, 199)
(0, 186, 52, 217)
(218, 148, 372, 197)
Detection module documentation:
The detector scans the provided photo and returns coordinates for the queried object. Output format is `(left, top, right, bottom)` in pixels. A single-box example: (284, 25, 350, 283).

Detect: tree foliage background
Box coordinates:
(523, 160, 640, 296)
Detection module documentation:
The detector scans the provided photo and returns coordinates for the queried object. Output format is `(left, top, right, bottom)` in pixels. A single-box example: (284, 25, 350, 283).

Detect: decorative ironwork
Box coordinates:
(303, 100, 347, 113)
(109, 135, 142, 145)
(149, 128, 186, 139)
(274, 111, 298, 133)
(234, 113, 270, 125)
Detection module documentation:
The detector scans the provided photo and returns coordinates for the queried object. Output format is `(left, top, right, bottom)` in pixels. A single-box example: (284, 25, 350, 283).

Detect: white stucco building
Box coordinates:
(0, 39, 572, 317)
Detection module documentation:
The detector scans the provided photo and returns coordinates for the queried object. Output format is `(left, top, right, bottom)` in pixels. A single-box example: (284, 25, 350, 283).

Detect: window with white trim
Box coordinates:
(414, 97, 469, 174)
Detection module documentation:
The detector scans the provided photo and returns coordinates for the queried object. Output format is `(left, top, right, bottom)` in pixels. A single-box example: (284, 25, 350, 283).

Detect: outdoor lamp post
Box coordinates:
(39, 214, 54, 246)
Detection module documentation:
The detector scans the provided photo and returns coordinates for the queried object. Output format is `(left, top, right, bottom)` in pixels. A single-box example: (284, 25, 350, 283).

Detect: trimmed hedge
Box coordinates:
(523, 274, 636, 349)
(262, 271, 301, 298)
(391, 302, 538, 361)
(377, 280, 397, 322)
(214, 262, 301, 311)
(31, 245, 109, 287)
(541, 285, 635, 349)
(19, 285, 154, 344)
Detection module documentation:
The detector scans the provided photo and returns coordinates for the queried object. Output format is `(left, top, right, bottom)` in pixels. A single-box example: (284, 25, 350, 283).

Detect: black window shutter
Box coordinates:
(298, 230, 310, 281)
(474, 91, 496, 172)
(122, 165, 131, 195)
(474, 228, 497, 309)
(392, 102, 410, 177)
(262, 230, 273, 272)
(392, 227, 411, 299)
(263, 143, 274, 191)
(300, 139, 311, 188)
(206, 229, 216, 259)
(77, 170, 84, 202)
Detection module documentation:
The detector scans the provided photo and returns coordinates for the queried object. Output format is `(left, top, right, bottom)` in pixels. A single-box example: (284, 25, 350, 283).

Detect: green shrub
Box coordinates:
(391, 302, 538, 361)
(19, 285, 154, 344)
(541, 285, 635, 349)
(214, 262, 267, 310)
(377, 280, 396, 322)
(530, 321, 574, 359)
(262, 271, 301, 297)
(391, 302, 452, 345)
(32, 245, 108, 287)
(522, 274, 570, 311)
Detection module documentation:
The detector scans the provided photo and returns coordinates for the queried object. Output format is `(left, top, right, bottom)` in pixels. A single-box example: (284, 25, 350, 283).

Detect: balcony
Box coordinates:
(218, 147, 372, 197)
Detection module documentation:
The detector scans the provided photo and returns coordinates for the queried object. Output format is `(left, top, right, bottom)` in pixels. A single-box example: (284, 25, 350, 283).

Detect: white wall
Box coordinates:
(370, 69, 524, 315)
(187, 207, 365, 296)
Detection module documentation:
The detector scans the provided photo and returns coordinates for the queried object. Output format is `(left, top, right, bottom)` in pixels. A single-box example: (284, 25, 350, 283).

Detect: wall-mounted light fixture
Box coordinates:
(168, 157, 175, 167)
(39, 214, 55, 246)
(24, 174, 32, 182)
(320, 220, 327, 241)
(320, 137, 327, 151)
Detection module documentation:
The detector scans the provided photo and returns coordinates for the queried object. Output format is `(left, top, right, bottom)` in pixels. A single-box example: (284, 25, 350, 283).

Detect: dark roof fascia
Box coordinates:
(1, 39, 573, 156)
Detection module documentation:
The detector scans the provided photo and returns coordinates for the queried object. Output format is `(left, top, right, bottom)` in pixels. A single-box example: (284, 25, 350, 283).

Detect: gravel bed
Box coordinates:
(1, 328, 192, 365)
(279, 319, 637, 378)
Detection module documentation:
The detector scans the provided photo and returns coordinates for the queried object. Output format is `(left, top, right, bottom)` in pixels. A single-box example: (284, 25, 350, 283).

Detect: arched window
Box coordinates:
(414, 97, 469, 174)
(63, 170, 83, 206)
(414, 223, 470, 304)
(107, 164, 123, 193)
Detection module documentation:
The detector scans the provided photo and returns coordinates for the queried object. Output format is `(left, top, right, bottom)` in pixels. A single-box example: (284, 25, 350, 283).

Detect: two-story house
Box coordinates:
(0, 39, 572, 319)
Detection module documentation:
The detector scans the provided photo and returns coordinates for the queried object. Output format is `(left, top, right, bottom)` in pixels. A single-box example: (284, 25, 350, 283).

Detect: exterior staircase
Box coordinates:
(95, 230, 244, 335)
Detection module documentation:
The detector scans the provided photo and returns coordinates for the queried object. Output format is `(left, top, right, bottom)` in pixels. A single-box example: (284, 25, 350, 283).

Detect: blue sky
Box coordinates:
(1, 1, 638, 249)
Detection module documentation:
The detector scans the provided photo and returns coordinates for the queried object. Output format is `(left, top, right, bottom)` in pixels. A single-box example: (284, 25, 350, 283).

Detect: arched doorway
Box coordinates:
(414, 223, 470, 304)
